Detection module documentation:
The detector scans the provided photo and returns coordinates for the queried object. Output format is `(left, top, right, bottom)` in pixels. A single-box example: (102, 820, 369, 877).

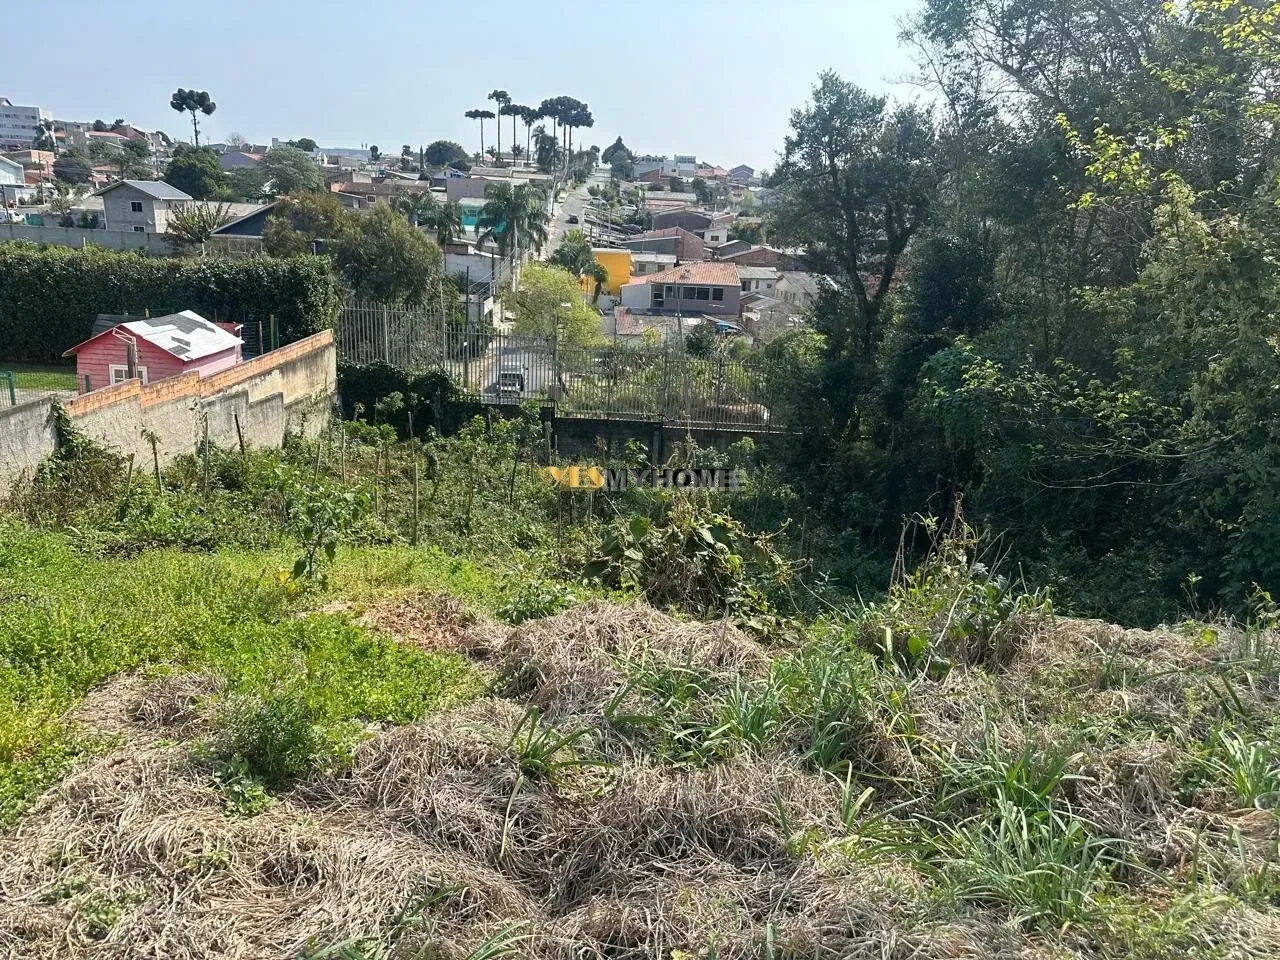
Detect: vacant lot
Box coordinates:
(2, 424, 1279, 959)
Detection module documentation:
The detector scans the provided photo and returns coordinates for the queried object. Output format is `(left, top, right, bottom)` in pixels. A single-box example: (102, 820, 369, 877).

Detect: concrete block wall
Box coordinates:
(0, 330, 335, 489)
(0, 222, 175, 255)
(0, 399, 59, 486)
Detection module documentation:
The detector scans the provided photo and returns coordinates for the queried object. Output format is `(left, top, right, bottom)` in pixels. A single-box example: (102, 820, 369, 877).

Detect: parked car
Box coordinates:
(567, 215, 579, 224)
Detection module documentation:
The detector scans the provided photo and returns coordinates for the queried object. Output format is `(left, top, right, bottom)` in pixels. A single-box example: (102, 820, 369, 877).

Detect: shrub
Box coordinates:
(337, 363, 486, 438)
(0, 243, 345, 362)
(497, 578, 582, 624)
(584, 498, 788, 620)
(219, 683, 351, 787)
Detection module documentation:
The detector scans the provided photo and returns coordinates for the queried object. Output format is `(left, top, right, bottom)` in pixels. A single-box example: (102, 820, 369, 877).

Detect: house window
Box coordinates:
(130, 200, 144, 213)
(132, 225, 145, 233)
(108, 364, 149, 385)
(741, 281, 750, 292)
(682, 286, 697, 300)
(695, 287, 710, 301)
(695, 231, 705, 239)
(712, 288, 724, 302)
(367, 195, 376, 203)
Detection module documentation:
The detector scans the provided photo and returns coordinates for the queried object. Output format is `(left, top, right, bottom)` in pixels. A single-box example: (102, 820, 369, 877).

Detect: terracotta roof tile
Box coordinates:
(641, 262, 739, 285)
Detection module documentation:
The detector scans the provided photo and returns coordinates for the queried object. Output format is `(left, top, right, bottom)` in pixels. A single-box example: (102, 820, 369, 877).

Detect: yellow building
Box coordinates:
(580, 248, 632, 298)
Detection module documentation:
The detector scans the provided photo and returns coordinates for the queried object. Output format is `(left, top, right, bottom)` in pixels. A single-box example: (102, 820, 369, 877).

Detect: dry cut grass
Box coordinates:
(4, 600, 1280, 958)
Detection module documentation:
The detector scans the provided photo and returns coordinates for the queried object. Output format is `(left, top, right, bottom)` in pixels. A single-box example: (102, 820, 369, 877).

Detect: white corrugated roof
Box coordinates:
(122, 310, 242, 360)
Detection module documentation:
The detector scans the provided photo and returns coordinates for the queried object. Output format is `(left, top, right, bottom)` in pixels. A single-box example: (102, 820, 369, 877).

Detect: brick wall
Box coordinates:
(0, 330, 336, 489)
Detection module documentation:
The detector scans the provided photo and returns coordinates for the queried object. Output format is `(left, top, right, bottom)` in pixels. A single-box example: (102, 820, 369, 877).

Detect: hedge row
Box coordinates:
(0, 243, 348, 363)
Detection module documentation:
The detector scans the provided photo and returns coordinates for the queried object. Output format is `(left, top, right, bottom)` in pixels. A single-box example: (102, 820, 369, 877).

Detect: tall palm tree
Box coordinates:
(434, 200, 463, 246)
(586, 261, 609, 304)
(464, 109, 496, 160)
(392, 189, 437, 227)
(533, 126, 563, 174)
(518, 106, 539, 161)
(477, 182, 549, 265)
(169, 88, 217, 147)
(487, 90, 510, 160)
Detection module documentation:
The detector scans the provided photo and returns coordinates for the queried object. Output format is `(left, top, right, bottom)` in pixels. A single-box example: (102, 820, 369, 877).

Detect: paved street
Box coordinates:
(546, 171, 608, 250)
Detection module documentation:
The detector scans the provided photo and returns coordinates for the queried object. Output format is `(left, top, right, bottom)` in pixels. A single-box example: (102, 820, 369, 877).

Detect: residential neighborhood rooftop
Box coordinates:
(629, 251, 679, 263)
(65, 310, 241, 361)
(94, 179, 192, 201)
(641, 262, 739, 285)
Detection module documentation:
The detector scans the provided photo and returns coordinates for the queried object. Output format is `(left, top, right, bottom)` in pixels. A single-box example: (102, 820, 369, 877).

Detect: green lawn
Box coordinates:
(0, 527, 486, 825)
(2, 363, 79, 392)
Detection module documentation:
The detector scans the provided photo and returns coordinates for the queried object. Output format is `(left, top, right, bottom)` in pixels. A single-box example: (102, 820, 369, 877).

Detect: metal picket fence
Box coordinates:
(0, 368, 83, 408)
(338, 299, 778, 430)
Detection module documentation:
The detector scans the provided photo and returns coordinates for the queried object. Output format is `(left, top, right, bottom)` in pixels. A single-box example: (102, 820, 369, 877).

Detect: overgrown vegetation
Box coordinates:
(757, 0, 1280, 627)
(3, 406, 1280, 957)
(5, 2, 1280, 954)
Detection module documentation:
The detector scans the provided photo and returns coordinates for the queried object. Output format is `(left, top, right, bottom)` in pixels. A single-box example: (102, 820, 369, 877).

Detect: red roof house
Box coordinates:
(63, 310, 243, 391)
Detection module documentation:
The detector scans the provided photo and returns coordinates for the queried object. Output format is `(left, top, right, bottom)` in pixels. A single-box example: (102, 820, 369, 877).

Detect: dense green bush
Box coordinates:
(0, 243, 346, 362)
(337, 361, 488, 437)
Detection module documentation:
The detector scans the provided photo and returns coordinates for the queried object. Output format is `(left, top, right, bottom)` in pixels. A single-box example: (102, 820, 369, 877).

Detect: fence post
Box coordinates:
(714, 354, 724, 425)
(1, 372, 14, 406)
(660, 345, 670, 422)
(551, 328, 560, 403)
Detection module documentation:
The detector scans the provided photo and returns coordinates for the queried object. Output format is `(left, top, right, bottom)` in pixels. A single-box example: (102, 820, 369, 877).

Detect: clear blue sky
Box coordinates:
(8, 0, 918, 171)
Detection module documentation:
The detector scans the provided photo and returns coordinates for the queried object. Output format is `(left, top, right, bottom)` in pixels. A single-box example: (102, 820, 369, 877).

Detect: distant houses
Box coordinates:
(94, 180, 192, 233)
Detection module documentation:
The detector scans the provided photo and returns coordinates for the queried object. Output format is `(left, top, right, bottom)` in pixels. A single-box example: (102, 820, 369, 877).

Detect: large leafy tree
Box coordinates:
(424, 140, 468, 168)
(52, 150, 91, 184)
(262, 192, 350, 257)
(501, 262, 603, 345)
(169, 88, 216, 147)
(226, 165, 268, 202)
(771, 71, 937, 343)
(163, 146, 225, 199)
(753, 1, 1280, 624)
(601, 136, 631, 166)
(261, 145, 324, 195)
(331, 203, 445, 305)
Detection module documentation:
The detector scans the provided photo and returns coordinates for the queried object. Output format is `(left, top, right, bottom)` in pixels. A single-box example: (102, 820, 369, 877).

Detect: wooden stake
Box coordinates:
(122, 453, 135, 510)
(412, 461, 420, 546)
(234, 412, 246, 455)
(202, 416, 211, 496)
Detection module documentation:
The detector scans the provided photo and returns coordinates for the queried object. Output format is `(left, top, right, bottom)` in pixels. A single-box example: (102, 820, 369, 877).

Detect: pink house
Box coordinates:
(63, 310, 243, 391)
